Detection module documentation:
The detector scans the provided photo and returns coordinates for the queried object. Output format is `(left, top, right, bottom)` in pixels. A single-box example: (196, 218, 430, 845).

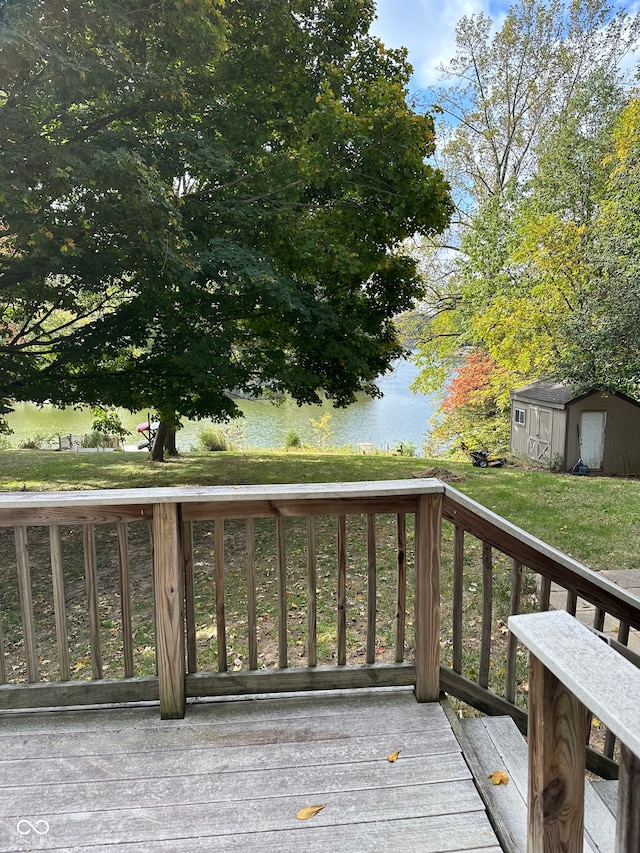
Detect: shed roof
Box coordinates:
(511, 379, 576, 407)
(511, 379, 640, 410)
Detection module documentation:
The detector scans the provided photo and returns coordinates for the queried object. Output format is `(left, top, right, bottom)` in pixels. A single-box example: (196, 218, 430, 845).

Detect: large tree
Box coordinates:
(1, 0, 452, 458)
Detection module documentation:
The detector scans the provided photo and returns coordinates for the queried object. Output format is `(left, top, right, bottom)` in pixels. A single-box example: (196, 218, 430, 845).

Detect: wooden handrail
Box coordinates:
(509, 610, 640, 852)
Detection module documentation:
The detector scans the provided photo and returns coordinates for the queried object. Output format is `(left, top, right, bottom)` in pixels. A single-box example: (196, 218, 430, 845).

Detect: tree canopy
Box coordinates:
(413, 0, 640, 452)
(0, 0, 452, 454)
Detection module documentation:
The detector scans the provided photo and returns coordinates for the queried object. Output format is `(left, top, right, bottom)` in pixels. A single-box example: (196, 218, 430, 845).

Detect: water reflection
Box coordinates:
(5, 358, 439, 455)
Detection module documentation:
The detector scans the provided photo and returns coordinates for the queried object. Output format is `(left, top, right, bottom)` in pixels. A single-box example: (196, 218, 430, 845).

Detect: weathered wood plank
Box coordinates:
(0, 677, 159, 710)
(182, 495, 420, 521)
(83, 524, 103, 680)
(0, 690, 500, 853)
(49, 525, 70, 681)
(0, 480, 445, 512)
(185, 662, 416, 697)
(277, 516, 288, 669)
(528, 653, 587, 852)
(0, 505, 153, 527)
(453, 525, 464, 674)
(509, 611, 640, 757)
(0, 810, 498, 853)
(152, 503, 185, 719)
(480, 541, 492, 689)
(246, 518, 258, 670)
(214, 518, 227, 672)
(414, 493, 442, 702)
(616, 744, 640, 853)
(183, 519, 197, 674)
(14, 526, 39, 682)
(337, 515, 347, 666)
(306, 516, 317, 668)
(505, 559, 522, 704)
(396, 512, 407, 662)
(366, 513, 376, 664)
(116, 522, 134, 679)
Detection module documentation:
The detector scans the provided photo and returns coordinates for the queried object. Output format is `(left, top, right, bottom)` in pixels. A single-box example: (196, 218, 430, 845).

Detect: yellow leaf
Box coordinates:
(296, 804, 325, 820)
(488, 770, 509, 786)
(387, 749, 401, 762)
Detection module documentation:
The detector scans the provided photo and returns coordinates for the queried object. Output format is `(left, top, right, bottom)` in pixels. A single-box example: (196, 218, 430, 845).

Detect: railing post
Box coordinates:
(528, 654, 586, 852)
(152, 502, 186, 719)
(616, 744, 640, 852)
(414, 493, 442, 702)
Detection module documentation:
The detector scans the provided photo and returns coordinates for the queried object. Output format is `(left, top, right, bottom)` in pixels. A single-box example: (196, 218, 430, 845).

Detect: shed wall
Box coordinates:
(566, 396, 640, 475)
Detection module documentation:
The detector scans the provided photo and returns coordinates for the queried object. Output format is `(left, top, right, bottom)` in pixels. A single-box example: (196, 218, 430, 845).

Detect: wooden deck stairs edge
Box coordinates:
(453, 714, 618, 853)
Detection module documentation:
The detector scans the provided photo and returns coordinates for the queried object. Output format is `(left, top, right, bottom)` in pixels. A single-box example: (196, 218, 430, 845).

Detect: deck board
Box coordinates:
(0, 687, 502, 852)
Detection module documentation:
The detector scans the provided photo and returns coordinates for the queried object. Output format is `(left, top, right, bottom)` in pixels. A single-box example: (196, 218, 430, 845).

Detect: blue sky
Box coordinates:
(370, 0, 640, 91)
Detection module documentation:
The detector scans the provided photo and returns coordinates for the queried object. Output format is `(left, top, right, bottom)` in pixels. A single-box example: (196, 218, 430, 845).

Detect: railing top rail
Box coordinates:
(0, 478, 445, 511)
(443, 485, 640, 618)
(509, 610, 640, 757)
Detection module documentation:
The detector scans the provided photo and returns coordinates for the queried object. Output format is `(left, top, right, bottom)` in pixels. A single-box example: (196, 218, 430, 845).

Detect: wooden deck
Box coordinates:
(0, 687, 502, 852)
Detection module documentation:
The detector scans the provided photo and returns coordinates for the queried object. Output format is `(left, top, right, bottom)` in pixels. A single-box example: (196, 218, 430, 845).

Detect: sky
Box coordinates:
(370, 0, 640, 92)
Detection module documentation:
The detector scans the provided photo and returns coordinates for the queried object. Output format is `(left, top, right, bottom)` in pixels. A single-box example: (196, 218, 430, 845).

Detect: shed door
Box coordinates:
(527, 407, 552, 463)
(581, 411, 606, 469)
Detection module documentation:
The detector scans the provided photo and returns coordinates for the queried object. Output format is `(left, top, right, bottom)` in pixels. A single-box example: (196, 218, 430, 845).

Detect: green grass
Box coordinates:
(2, 448, 639, 572)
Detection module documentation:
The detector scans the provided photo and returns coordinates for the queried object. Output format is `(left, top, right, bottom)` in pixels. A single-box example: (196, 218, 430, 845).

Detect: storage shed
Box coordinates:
(510, 379, 640, 475)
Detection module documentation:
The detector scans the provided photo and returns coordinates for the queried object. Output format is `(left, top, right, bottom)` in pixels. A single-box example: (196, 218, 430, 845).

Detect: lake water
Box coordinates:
(5, 358, 440, 455)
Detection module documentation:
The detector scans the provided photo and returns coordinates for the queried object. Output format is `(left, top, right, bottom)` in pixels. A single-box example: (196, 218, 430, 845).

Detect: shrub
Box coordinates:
(198, 427, 229, 452)
(284, 430, 302, 449)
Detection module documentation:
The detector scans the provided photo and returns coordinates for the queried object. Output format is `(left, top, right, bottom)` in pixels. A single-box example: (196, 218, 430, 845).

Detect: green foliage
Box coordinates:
(198, 427, 230, 452)
(310, 412, 334, 449)
(284, 430, 302, 449)
(90, 407, 130, 441)
(414, 0, 639, 446)
(0, 0, 452, 448)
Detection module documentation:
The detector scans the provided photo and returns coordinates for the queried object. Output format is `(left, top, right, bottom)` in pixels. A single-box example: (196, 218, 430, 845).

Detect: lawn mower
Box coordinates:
(460, 442, 507, 468)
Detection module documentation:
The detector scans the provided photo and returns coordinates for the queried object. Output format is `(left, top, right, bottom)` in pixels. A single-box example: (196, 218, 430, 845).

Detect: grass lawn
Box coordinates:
(1, 448, 639, 572)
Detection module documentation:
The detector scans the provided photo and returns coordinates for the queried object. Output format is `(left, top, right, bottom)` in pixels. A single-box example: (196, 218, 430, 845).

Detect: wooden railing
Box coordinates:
(509, 610, 640, 852)
(0, 479, 639, 778)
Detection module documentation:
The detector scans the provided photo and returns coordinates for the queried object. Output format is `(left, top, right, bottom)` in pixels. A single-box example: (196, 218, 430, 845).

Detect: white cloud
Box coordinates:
(370, 0, 494, 89)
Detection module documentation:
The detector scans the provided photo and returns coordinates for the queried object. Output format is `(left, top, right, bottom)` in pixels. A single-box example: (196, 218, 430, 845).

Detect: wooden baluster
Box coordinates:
(116, 522, 134, 679)
(539, 575, 551, 611)
(395, 513, 406, 663)
(152, 502, 185, 719)
(276, 516, 288, 670)
(182, 519, 197, 674)
(414, 493, 442, 702)
(593, 606, 605, 632)
(215, 519, 227, 672)
(616, 744, 640, 852)
(366, 514, 376, 665)
(83, 524, 103, 680)
(565, 589, 577, 616)
(49, 524, 70, 682)
(479, 541, 492, 690)
(246, 519, 258, 671)
(15, 527, 39, 683)
(0, 593, 5, 684)
(452, 525, 464, 674)
(505, 559, 522, 704)
(307, 516, 317, 668)
(337, 514, 347, 666)
(528, 654, 586, 853)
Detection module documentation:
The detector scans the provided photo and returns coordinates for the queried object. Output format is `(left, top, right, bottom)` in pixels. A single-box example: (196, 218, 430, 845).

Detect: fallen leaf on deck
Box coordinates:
(296, 805, 326, 820)
(387, 750, 401, 762)
(488, 770, 509, 785)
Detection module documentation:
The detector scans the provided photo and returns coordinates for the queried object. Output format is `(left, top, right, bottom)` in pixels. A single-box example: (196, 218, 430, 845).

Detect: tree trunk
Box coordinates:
(164, 428, 178, 456)
(150, 420, 171, 462)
